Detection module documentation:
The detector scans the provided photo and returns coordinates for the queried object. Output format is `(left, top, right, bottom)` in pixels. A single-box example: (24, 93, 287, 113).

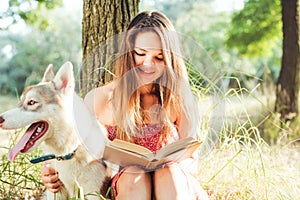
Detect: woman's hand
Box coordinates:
(40, 162, 63, 193)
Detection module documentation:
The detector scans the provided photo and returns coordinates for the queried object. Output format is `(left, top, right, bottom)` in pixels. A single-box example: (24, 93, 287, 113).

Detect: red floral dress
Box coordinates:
(105, 123, 178, 197)
(105, 124, 208, 200)
(106, 123, 178, 153)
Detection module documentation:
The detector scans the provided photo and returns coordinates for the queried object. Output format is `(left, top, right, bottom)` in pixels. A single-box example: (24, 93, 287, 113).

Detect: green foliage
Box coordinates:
(0, 130, 44, 199)
(0, 6, 82, 96)
(144, 0, 204, 22)
(221, 0, 282, 85)
(1, 0, 63, 30)
(143, 0, 229, 63)
(225, 0, 282, 57)
(143, 0, 278, 90)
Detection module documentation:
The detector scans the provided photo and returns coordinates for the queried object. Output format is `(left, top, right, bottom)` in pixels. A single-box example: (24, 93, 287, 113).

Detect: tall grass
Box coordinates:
(194, 81, 300, 200)
(0, 130, 44, 199)
(0, 69, 299, 199)
(0, 97, 44, 198)
(200, 138, 300, 200)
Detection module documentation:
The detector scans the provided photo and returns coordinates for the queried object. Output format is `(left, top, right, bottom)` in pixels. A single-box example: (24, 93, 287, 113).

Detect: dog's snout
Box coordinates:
(0, 116, 4, 124)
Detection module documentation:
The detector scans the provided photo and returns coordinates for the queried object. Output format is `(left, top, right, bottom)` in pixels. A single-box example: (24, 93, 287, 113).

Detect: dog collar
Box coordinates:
(30, 148, 77, 164)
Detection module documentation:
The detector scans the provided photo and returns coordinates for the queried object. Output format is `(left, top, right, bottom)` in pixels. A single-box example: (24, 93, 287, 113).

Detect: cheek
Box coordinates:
(156, 65, 165, 76)
(134, 55, 143, 66)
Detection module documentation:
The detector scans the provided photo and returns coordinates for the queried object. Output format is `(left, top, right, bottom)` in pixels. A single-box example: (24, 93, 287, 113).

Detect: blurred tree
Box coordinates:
(225, 0, 282, 88)
(275, 0, 300, 122)
(225, 0, 282, 57)
(0, 0, 63, 30)
(143, 0, 270, 90)
(225, 0, 300, 122)
(0, 0, 81, 96)
(81, 0, 140, 95)
(0, 7, 81, 96)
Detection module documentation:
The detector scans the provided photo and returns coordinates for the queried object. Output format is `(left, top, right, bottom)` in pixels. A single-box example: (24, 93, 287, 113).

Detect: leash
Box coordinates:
(30, 149, 77, 164)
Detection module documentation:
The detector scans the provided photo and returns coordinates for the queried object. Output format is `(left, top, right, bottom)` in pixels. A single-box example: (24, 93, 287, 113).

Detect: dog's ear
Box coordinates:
(42, 64, 55, 82)
(53, 61, 75, 95)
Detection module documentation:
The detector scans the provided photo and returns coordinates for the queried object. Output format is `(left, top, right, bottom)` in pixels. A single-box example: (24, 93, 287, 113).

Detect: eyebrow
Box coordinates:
(134, 47, 163, 55)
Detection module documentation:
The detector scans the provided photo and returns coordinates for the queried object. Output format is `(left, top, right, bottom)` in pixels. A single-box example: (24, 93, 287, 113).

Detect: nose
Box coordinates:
(143, 56, 154, 66)
(0, 116, 4, 125)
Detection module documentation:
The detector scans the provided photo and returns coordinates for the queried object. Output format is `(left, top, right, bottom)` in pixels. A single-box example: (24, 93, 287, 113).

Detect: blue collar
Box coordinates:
(30, 148, 77, 164)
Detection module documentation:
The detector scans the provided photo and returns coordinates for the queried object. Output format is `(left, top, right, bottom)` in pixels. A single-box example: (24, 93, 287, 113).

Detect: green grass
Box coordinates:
(0, 95, 18, 113)
(195, 86, 300, 200)
(0, 130, 44, 199)
(200, 141, 300, 200)
(0, 87, 299, 199)
(0, 96, 45, 198)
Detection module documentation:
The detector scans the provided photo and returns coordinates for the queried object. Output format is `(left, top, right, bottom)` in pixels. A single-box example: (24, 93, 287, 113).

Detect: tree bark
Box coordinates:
(275, 0, 300, 121)
(81, 0, 139, 95)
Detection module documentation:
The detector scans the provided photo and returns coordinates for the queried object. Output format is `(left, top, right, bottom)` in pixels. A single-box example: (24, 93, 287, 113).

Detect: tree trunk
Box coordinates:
(275, 0, 300, 121)
(81, 0, 139, 95)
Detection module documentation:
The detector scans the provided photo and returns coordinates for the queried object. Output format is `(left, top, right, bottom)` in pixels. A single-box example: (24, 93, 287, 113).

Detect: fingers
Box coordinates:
(43, 178, 63, 193)
(41, 162, 57, 176)
(40, 162, 63, 193)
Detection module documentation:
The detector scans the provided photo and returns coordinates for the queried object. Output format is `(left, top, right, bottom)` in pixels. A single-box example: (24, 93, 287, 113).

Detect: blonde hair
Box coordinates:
(112, 11, 199, 142)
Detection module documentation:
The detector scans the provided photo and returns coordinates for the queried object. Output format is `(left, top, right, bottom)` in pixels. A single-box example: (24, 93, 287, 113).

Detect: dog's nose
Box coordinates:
(0, 116, 4, 124)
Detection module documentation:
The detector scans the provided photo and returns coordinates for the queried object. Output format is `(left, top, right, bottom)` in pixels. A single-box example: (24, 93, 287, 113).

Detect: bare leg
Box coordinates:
(154, 165, 189, 200)
(154, 164, 209, 200)
(116, 166, 151, 200)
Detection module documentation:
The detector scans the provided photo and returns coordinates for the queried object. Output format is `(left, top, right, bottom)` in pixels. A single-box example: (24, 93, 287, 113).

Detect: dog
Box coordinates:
(0, 62, 109, 199)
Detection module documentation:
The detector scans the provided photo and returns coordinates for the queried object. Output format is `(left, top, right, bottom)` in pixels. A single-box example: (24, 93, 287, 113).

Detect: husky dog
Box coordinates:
(0, 62, 109, 199)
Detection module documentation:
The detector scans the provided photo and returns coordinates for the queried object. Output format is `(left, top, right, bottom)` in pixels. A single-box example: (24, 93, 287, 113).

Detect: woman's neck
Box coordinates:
(139, 83, 154, 95)
(139, 83, 160, 110)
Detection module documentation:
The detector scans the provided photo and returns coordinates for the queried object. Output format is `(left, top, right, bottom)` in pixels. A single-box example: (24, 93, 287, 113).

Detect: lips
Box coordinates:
(8, 121, 49, 162)
(137, 67, 155, 75)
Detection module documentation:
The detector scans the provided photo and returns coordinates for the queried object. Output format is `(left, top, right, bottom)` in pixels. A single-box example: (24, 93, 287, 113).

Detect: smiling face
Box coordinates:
(133, 31, 165, 85)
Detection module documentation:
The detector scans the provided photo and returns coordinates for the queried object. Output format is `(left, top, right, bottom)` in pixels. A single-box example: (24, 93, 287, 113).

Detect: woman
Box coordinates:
(41, 11, 209, 200)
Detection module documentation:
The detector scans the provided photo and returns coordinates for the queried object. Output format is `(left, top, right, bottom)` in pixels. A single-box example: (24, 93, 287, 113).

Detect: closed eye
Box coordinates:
(134, 50, 145, 56)
(155, 56, 164, 61)
(134, 50, 164, 61)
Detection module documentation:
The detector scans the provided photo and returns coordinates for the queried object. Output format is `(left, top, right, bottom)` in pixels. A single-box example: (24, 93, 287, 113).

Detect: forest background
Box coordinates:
(0, 0, 299, 199)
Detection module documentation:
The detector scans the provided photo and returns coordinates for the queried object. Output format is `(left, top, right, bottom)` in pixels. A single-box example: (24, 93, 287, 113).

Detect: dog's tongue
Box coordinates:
(8, 128, 35, 162)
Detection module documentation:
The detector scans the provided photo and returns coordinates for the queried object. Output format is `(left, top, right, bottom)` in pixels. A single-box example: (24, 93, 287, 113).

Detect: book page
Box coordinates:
(155, 137, 200, 159)
(103, 145, 151, 167)
(145, 142, 201, 170)
(111, 139, 153, 157)
(103, 137, 202, 170)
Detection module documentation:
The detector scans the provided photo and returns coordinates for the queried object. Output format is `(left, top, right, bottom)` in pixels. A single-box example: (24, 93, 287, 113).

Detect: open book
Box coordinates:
(103, 137, 202, 170)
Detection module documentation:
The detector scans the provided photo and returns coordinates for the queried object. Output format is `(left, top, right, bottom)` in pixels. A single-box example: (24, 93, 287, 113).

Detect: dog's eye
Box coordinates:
(27, 100, 38, 106)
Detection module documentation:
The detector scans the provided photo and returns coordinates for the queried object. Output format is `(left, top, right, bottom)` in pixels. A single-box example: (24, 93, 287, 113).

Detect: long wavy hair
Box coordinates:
(112, 11, 200, 143)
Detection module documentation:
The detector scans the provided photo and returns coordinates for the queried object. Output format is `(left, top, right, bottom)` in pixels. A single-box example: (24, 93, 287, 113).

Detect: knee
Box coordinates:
(154, 164, 183, 183)
(153, 165, 187, 197)
(119, 166, 151, 183)
(117, 166, 151, 194)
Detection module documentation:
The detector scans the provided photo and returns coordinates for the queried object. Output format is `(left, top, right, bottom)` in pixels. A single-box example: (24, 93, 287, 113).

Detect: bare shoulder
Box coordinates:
(84, 81, 116, 115)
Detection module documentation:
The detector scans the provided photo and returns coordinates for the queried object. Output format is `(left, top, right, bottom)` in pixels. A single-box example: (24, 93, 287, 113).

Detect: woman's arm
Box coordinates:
(175, 107, 200, 174)
(84, 82, 115, 125)
(175, 109, 196, 139)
